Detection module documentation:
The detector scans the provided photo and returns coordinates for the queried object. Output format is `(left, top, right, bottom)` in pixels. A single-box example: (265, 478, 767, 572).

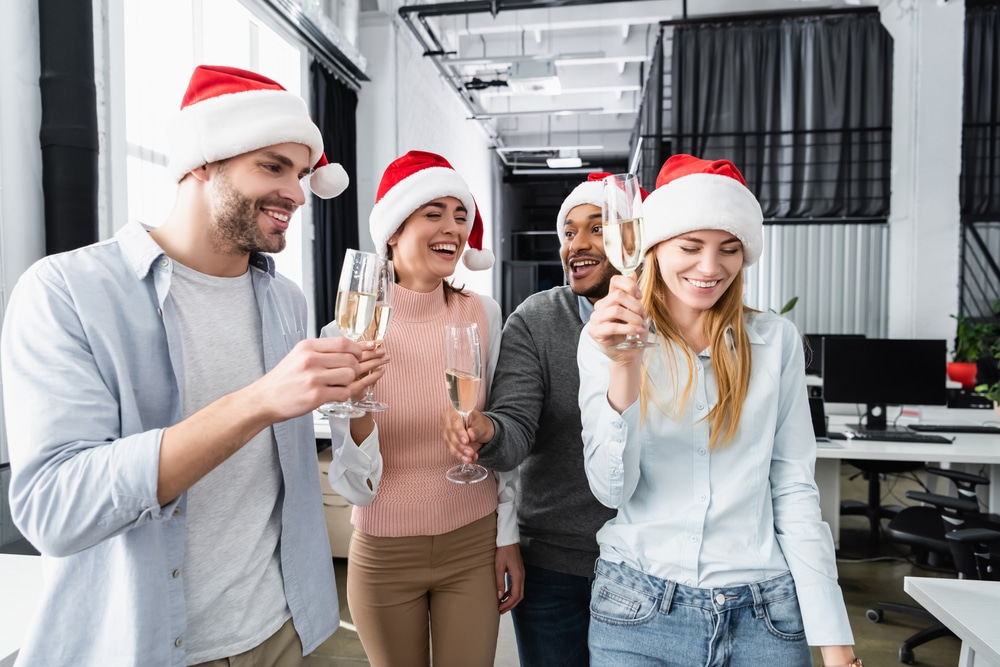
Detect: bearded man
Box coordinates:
(1, 65, 386, 667)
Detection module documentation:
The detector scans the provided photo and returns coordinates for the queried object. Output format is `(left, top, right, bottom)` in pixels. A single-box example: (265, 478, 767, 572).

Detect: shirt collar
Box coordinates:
(115, 221, 274, 278)
(577, 294, 595, 323)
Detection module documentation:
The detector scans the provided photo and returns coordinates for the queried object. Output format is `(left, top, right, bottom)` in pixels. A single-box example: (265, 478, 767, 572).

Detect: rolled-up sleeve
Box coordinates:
(327, 417, 383, 506)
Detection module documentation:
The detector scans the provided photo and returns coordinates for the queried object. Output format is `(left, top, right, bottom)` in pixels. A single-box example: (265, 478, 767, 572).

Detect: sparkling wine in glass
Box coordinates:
(319, 249, 381, 419)
(603, 173, 655, 350)
(356, 258, 394, 412)
(444, 322, 489, 484)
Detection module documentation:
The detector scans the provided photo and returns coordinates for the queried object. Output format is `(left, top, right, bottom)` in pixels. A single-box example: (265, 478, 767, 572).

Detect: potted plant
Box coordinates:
(947, 314, 993, 387)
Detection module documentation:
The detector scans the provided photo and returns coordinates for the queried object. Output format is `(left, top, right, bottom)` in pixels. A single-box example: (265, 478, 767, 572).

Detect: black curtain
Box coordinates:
(672, 12, 892, 220)
(960, 1, 1000, 219)
(38, 0, 99, 254)
(311, 61, 359, 334)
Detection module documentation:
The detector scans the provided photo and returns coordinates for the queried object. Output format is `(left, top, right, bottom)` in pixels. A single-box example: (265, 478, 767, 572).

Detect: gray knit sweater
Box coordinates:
(476, 286, 617, 578)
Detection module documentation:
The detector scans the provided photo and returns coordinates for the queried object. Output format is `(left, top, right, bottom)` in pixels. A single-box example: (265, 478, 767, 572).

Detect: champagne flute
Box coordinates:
(318, 249, 381, 419)
(443, 322, 489, 484)
(355, 258, 394, 412)
(603, 173, 655, 350)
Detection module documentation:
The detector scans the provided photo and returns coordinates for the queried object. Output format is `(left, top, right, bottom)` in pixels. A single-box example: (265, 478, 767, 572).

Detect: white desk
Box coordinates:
(904, 576, 1000, 667)
(0, 554, 43, 667)
(815, 408, 1000, 548)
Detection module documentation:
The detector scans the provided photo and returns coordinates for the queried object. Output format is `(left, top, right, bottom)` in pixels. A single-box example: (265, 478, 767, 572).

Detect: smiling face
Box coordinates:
(559, 204, 618, 301)
(653, 229, 744, 316)
(387, 196, 468, 290)
(207, 142, 310, 255)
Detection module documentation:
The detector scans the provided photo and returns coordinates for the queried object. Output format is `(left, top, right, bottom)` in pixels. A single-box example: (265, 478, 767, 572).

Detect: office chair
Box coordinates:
(865, 467, 999, 664)
(945, 526, 1000, 582)
(841, 459, 926, 550)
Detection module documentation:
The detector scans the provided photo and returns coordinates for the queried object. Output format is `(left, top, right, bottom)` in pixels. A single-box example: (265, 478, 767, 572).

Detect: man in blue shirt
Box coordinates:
(0, 65, 382, 667)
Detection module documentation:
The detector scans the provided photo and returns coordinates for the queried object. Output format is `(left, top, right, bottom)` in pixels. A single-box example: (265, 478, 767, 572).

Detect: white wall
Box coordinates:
(881, 0, 965, 343)
(355, 11, 499, 299)
(0, 0, 45, 465)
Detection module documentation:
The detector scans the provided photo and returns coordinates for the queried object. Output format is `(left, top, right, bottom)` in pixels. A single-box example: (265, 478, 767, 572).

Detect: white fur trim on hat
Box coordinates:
(555, 180, 606, 238)
(167, 89, 323, 180)
(369, 166, 476, 256)
(641, 172, 764, 266)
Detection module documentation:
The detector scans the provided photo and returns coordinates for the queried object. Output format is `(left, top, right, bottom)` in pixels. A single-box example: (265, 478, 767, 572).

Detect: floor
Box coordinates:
(306, 464, 965, 666)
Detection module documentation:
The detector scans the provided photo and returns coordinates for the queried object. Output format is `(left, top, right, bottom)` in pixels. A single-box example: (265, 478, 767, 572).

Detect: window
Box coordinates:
(121, 0, 311, 290)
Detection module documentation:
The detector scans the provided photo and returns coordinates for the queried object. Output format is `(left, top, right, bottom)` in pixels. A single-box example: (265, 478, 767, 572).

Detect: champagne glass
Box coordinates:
(318, 249, 381, 419)
(603, 173, 655, 350)
(355, 258, 395, 412)
(443, 322, 489, 484)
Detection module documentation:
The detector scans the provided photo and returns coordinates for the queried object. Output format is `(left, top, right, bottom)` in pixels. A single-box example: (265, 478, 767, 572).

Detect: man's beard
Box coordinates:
(567, 258, 617, 300)
(209, 166, 287, 255)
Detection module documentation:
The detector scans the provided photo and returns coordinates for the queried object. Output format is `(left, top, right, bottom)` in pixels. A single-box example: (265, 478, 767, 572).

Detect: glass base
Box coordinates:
(446, 463, 489, 485)
(354, 398, 388, 413)
(318, 401, 366, 419)
(614, 336, 656, 350)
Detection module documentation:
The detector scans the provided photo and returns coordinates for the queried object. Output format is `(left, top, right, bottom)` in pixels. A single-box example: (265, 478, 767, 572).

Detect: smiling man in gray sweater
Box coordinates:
(443, 173, 623, 667)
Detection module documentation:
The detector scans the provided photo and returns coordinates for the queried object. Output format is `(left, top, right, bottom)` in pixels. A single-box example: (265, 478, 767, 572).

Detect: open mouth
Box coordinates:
(262, 207, 292, 230)
(687, 278, 720, 289)
(569, 257, 600, 277)
(430, 242, 458, 258)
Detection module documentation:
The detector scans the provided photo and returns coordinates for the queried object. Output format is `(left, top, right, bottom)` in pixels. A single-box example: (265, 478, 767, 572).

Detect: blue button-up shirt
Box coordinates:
(0, 222, 337, 666)
(578, 311, 853, 646)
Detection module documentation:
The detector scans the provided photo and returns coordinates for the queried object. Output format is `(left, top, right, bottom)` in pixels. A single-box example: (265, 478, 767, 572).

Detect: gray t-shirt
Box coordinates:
(169, 261, 288, 664)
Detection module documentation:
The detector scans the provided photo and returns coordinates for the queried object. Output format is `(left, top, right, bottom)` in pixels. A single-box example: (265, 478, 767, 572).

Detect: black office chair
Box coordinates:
(866, 467, 1000, 664)
(841, 459, 926, 550)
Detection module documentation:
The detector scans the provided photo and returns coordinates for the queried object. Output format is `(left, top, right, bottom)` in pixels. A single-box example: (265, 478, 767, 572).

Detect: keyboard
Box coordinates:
(908, 424, 1000, 435)
(829, 430, 953, 444)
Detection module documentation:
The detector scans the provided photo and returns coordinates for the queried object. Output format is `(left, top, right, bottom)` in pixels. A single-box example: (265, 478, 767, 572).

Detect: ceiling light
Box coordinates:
(546, 157, 583, 168)
(507, 59, 561, 95)
(469, 107, 601, 120)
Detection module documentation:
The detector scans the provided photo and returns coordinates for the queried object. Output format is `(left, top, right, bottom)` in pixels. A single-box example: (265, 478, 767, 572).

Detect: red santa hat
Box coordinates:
(167, 65, 349, 199)
(369, 150, 494, 271)
(642, 154, 763, 266)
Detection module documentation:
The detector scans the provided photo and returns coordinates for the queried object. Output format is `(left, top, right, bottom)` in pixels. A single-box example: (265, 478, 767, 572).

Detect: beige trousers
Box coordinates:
(347, 512, 500, 667)
(190, 617, 303, 667)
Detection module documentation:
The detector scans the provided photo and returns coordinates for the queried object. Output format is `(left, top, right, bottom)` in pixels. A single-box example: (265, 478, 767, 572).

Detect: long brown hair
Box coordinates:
(637, 251, 755, 449)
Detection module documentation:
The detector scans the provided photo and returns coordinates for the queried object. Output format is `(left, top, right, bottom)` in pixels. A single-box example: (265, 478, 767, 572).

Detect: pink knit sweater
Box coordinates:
(352, 283, 498, 537)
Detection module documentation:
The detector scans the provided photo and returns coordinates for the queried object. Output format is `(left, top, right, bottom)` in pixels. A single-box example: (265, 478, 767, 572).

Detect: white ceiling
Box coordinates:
(368, 0, 881, 170)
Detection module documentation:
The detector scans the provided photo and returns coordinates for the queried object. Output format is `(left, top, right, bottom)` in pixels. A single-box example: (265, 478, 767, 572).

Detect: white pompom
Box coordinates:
(462, 247, 495, 271)
(309, 162, 350, 199)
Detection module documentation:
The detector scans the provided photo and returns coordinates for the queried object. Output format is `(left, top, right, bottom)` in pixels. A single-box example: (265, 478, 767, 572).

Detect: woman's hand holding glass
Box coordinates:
(588, 274, 647, 413)
(443, 322, 489, 484)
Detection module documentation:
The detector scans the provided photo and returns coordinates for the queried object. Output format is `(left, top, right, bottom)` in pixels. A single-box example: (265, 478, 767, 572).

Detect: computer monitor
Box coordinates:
(821, 337, 947, 430)
(804, 333, 865, 377)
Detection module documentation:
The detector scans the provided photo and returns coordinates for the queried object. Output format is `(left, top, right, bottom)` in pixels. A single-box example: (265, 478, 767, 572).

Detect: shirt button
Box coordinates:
(174, 637, 183, 647)
(698, 448, 707, 456)
(715, 593, 726, 605)
(699, 494, 707, 502)
(685, 579, 693, 586)
(160, 258, 169, 267)
(172, 569, 181, 578)
(172, 508, 181, 516)
(697, 404, 705, 410)
(690, 535, 699, 542)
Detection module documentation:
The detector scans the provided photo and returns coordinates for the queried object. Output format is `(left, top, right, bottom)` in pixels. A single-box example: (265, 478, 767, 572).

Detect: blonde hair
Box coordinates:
(637, 251, 755, 449)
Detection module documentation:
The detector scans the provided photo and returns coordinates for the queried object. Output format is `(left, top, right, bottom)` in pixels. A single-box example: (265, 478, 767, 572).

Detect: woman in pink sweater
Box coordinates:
(326, 151, 523, 667)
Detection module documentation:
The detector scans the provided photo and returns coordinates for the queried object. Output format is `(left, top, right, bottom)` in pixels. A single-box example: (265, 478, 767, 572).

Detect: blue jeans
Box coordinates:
(511, 564, 592, 667)
(589, 560, 812, 667)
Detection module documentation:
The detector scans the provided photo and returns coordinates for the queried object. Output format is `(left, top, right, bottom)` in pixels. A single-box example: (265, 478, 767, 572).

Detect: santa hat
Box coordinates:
(556, 172, 651, 237)
(167, 65, 349, 199)
(642, 154, 763, 266)
(555, 172, 611, 237)
(369, 150, 494, 271)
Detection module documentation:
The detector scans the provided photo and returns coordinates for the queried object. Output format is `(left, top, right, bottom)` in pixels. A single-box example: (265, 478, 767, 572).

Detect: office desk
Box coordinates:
(0, 554, 42, 667)
(904, 576, 1000, 667)
(815, 410, 1000, 548)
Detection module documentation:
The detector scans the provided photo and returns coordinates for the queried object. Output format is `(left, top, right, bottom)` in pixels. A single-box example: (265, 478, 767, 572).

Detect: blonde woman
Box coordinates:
(578, 155, 860, 667)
